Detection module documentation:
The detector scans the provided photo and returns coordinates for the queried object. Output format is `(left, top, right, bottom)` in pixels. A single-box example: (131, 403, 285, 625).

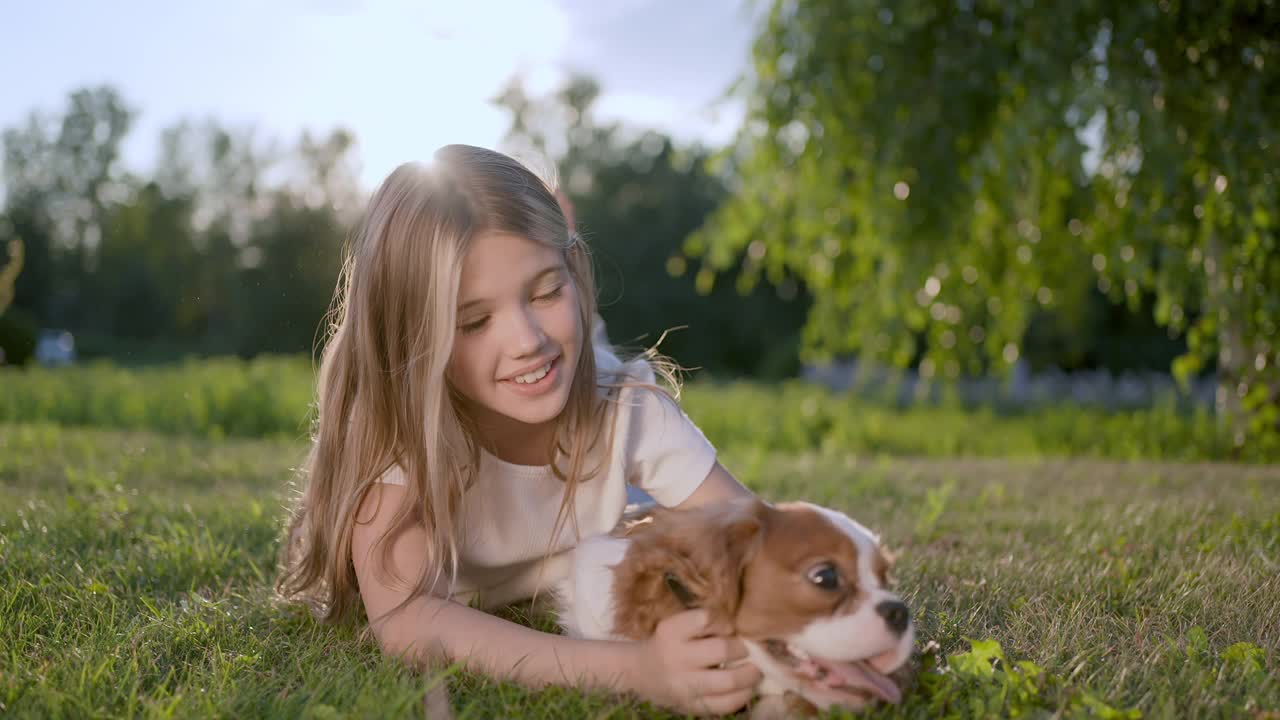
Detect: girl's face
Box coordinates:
(446, 230, 582, 445)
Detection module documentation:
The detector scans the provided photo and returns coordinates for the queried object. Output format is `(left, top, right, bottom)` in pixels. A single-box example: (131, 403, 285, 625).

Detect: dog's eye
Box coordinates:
(807, 563, 840, 590)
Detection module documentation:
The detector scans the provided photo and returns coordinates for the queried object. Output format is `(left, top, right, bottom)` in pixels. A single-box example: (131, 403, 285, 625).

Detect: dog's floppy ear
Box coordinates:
(702, 498, 769, 632)
(611, 497, 768, 638)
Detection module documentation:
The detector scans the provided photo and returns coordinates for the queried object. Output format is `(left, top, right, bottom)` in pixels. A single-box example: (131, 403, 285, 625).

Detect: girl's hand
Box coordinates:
(628, 608, 763, 717)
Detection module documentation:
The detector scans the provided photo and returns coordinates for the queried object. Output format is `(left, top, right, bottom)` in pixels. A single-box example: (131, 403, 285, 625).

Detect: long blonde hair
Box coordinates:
(275, 144, 626, 625)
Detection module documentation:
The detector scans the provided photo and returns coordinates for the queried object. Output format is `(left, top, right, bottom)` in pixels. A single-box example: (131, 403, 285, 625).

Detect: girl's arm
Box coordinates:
(352, 484, 759, 715)
(674, 461, 756, 511)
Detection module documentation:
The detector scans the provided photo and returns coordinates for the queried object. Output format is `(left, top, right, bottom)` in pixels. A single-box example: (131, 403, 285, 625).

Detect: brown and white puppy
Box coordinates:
(553, 497, 914, 716)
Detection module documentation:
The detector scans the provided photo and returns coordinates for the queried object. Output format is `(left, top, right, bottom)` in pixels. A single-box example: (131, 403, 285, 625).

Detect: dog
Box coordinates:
(553, 496, 914, 717)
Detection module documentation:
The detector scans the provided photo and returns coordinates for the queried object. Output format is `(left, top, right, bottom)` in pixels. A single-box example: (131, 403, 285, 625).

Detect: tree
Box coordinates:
(234, 129, 356, 356)
(1, 86, 134, 330)
(0, 237, 35, 365)
(90, 181, 199, 344)
(0, 238, 20, 316)
(1, 86, 355, 362)
(691, 0, 1279, 446)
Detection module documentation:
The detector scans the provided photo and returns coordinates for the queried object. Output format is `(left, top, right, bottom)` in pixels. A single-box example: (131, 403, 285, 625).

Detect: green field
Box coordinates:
(0, 357, 1257, 462)
(1, 360, 1278, 718)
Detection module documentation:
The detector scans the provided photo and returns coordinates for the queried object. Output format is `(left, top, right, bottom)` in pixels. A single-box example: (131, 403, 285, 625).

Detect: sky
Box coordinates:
(0, 0, 757, 191)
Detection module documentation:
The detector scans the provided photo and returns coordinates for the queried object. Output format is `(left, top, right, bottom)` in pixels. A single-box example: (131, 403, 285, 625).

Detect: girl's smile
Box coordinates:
(501, 354, 562, 397)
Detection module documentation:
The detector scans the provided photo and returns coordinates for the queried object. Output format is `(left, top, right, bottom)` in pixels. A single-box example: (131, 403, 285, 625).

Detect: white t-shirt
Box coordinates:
(373, 345, 716, 609)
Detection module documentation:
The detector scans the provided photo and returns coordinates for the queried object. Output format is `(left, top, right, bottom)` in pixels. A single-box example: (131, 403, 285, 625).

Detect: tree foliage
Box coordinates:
(0, 86, 357, 363)
(0, 80, 809, 377)
(691, 0, 1279, 444)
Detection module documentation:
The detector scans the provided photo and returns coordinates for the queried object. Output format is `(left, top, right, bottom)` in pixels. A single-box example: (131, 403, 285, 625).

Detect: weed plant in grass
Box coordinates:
(2, 423, 1276, 718)
(0, 357, 1263, 462)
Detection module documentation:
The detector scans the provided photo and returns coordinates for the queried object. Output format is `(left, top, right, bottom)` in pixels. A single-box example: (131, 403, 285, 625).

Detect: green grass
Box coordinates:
(0, 357, 315, 440)
(0, 356, 1264, 462)
(2, 422, 1276, 718)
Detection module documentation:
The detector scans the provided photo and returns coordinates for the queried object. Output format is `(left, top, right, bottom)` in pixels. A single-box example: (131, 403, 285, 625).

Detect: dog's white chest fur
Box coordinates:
(552, 534, 630, 640)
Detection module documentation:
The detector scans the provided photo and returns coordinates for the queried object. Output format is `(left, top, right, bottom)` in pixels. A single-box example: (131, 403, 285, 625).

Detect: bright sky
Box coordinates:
(0, 0, 755, 191)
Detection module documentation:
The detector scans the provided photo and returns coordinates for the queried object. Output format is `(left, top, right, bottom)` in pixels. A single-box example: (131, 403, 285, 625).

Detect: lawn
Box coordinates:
(2, 420, 1276, 718)
(0, 356, 1254, 462)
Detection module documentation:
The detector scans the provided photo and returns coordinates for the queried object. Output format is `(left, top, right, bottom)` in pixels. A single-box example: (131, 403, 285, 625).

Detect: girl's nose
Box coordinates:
(509, 308, 547, 357)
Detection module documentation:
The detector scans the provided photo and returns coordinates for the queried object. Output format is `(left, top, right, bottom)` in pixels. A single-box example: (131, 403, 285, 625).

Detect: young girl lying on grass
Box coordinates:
(276, 144, 762, 716)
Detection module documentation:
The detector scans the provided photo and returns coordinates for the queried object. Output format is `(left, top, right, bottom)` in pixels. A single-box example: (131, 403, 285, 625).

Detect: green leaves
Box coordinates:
(1221, 642, 1267, 678)
(694, 0, 1280, 444)
(921, 638, 1142, 719)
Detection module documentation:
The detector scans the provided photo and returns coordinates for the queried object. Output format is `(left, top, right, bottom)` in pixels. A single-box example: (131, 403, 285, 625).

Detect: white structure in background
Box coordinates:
(35, 329, 76, 367)
(802, 358, 1217, 411)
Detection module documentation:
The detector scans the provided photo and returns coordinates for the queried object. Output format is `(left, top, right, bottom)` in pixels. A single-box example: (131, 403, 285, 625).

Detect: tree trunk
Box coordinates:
(0, 238, 23, 316)
(1205, 232, 1247, 444)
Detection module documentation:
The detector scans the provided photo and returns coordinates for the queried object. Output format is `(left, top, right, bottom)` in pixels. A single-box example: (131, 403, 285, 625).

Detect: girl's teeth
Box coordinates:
(513, 362, 552, 384)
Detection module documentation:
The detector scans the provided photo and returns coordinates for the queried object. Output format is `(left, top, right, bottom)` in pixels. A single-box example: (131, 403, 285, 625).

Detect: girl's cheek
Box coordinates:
(445, 340, 471, 380)
(560, 301, 583, 339)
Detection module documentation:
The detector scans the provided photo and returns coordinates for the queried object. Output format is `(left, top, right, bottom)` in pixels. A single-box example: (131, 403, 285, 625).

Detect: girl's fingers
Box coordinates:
(731, 661, 763, 689)
(688, 635, 750, 668)
(692, 686, 757, 717)
(690, 662, 764, 696)
(659, 608, 711, 641)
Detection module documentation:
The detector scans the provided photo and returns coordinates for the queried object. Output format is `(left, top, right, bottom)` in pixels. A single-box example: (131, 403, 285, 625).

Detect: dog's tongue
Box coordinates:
(818, 659, 902, 704)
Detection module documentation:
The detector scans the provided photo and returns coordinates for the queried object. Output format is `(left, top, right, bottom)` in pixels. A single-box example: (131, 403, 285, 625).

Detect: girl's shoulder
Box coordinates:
(590, 315, 660, 389)
(592, 344, 716, 507)
(594, 344, 694, 439)
(373, 463, 407, 486)
(594, 344, 664, 396)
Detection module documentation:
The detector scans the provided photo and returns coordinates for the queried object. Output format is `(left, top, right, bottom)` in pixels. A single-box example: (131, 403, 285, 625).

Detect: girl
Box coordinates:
(276, 144, 762, 716)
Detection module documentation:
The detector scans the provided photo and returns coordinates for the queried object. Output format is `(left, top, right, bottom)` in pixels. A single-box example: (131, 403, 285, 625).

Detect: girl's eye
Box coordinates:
(534, 285, 564, 303)
(459, 317, 488, 335)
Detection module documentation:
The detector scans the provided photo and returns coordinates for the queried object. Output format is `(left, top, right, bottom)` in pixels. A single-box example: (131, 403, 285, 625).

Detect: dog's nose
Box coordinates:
(876, 600, 910, 635)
